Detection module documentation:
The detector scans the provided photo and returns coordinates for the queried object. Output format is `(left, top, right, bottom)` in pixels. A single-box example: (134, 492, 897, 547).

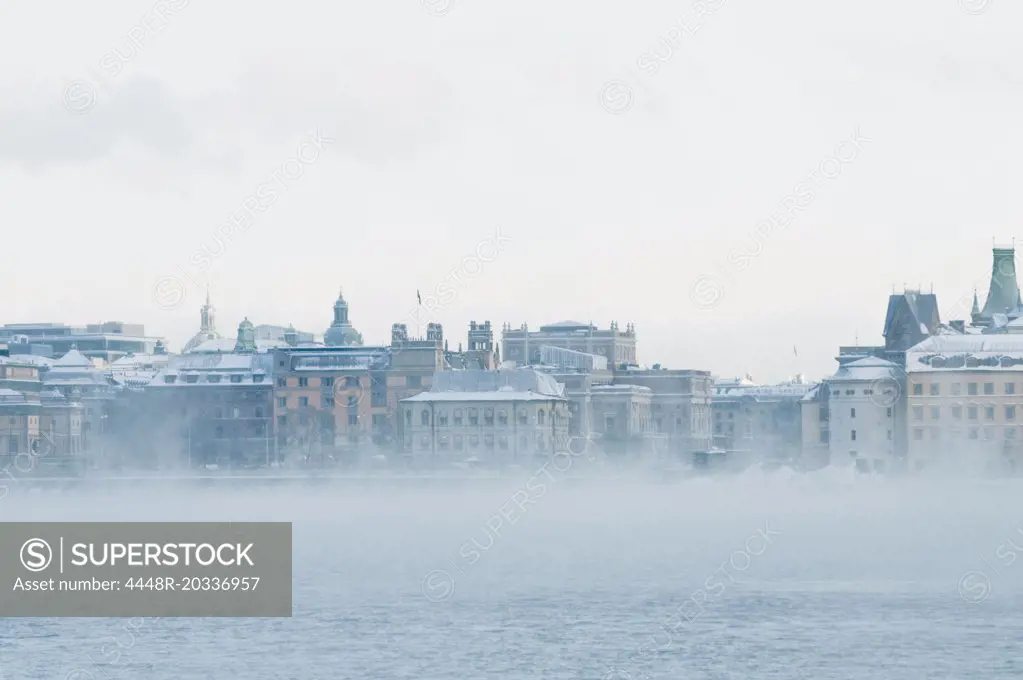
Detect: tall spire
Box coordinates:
(200, 286, 216, 333)
(972, 290, 981, 317)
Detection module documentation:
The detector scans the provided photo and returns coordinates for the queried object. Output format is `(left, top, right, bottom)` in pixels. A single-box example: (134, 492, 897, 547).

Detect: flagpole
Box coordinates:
(416, 290, 422, 339)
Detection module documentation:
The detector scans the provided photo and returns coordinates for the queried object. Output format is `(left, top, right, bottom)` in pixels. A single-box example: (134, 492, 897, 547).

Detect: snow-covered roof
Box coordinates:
(714, 383, 814, 399)
(54, 348, 95, 368)
(109, 353, 171, 370)
(543, 320, 590, 328)
(429, 368, 565, 397)
(182, 331, 222, 354)
(909, 334, 1023, 353)
(829, 356, 901, 382)
(148, 352, 274, 387)
(0, 388, 39, 405)
(7, 354, 55, 368)
(907, 333, 1023, 373)
(184, 338, 286, 354)
(800, 384, 823, 402)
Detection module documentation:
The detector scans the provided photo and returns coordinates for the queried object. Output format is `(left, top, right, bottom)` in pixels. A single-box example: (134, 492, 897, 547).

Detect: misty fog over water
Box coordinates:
(1, 469, 1021, 679)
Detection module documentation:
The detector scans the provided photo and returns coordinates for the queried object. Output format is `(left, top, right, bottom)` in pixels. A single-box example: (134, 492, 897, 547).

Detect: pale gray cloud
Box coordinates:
(0, 0, 1022, 383)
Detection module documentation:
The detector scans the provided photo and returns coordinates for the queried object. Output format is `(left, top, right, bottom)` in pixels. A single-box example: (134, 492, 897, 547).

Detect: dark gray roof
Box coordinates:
(883, 291, 939, 350)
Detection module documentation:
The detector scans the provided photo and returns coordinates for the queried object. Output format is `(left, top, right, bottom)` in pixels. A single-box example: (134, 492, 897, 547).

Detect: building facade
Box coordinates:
(799, 383, 830, 469)
(271, 321, 455, 462)
(712, 378, 812, 463)
(905, 334, 1023, 473)
(826, 357, 902, 472)
(589, 384, 653, 456)
(140, 320, 275, 469)
(399, 368, 569, 466)
(501, 320, 637, 368)
(612, 367, 713, 455)
(0, 357, 83, 464)
(0, 321, 162, 362)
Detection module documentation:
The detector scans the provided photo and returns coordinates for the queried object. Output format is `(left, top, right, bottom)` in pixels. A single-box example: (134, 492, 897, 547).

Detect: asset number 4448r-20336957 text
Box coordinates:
(124, 576, 260, 591)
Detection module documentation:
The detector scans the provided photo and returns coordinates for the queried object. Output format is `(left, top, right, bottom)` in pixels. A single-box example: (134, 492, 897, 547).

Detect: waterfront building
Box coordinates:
(41, 349, 119, 456)
(826, 356, 902, 472)
(0, 321, 162, 362)
(612, 367, 713, 455)
(905, 334, 1023, 473)
(501, 320, 637, 368)
(271, 321, 456, 461)
(799, 382, 830, 469)
(398, 368, 569, 466)
(141, 318, 275, 469)
(0, 356, 83, 460)
(529, 346, 613, 441)
(712, 376, 812, 463)
(588, 384, 653, 456)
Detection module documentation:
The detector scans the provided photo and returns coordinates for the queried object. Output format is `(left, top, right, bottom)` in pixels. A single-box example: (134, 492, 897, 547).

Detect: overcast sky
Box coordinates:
(1, 0, 1020, 382)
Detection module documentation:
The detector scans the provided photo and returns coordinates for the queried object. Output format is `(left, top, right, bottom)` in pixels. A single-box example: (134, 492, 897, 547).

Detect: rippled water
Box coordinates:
(1, 467, 1022, 679)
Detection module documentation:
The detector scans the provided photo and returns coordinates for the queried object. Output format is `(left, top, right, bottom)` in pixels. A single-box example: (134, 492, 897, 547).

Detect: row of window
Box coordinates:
(165, 373, 255, 384)
(912, 426, 1021, 441)
(408, 433, 550, 451)
(275, 376, 423, 389)
(912, 405, 1017, 421)
(832, 388, 891, 398)
(277, 396, 361, 409)
(407, 408, 555, 427)
(912, 381, 1017, 397)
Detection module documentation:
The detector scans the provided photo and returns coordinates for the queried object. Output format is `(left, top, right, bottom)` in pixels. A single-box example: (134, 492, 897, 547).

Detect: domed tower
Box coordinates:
(234, 317, 257, 353)
(324, 288, 364, 347)
(182, 287, 223, 353)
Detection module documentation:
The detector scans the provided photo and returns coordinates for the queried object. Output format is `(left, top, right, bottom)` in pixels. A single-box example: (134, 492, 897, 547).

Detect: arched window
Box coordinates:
(421, 409, 430, 426)
(538, 410, 545, 425)
(406, 409, 412, 425)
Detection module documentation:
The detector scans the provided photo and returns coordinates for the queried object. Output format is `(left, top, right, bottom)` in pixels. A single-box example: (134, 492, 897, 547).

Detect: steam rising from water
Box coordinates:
(2, 468, 1022, 679)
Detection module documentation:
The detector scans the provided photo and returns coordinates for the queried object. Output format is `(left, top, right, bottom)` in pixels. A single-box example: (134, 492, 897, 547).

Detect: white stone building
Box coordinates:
(826, 356, 902, 472)
(399, 368, 569, 466)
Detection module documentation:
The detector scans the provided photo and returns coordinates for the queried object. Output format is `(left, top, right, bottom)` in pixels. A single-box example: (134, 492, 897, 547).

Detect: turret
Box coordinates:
(975, 245, 1021, 326)
(234, 317, 256, 353)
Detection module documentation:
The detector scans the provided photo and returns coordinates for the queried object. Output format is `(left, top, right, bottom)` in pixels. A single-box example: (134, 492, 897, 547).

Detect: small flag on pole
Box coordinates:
(793, 345, 798, 357)
(417, 290, 422, 305)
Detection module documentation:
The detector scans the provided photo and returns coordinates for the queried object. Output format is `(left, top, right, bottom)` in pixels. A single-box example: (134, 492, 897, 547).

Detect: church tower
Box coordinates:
(200, 287, 216, 333)
(324, 287, 364, 347)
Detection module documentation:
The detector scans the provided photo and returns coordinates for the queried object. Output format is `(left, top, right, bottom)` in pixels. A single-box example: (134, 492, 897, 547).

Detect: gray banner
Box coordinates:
(0, 522, 291, 617)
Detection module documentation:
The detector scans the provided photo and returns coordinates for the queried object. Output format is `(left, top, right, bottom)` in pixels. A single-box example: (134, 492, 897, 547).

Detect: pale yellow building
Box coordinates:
(906, 334, 1023, 472)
